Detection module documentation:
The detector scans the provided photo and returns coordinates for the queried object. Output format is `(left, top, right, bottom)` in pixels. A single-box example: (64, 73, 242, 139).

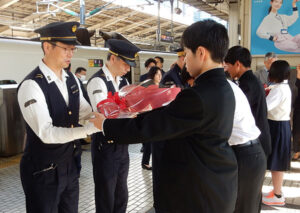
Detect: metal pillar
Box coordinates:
(228, 2, 239, 47)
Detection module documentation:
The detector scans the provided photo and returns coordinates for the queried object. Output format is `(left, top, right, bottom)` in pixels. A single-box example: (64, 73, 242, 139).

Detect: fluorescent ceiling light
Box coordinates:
(10, 26, 34, 31)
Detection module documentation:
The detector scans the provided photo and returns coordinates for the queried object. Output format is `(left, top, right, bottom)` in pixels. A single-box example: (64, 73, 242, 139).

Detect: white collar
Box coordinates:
(39, 60, 69, 84)
(102, 63, 122, 83)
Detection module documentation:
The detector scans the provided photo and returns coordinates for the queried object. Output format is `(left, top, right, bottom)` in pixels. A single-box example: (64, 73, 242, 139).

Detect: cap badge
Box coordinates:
(72, 25, 77, 33)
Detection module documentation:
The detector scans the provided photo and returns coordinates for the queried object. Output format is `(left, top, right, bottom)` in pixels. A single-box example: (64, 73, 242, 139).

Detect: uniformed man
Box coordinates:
(87, 39, 140, 213)
(160, 48, 186, 88)
(17, 21, 99, 213)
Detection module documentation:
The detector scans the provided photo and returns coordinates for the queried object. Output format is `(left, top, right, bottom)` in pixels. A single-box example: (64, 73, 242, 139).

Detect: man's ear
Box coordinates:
(43, 42, 52, 54)
(234, 60, 240, 68)
(196, 46, 206, 59)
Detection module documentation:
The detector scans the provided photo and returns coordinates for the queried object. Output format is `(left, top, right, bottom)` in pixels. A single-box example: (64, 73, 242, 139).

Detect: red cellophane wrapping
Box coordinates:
(263, 84, 271, 96)
(97, 84, 181, 118)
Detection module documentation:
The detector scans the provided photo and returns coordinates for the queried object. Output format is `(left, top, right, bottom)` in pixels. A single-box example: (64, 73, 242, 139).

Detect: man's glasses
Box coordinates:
(49, 42, 77, 54)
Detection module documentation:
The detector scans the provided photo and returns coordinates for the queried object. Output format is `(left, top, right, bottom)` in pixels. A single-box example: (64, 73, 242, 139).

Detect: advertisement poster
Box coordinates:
(251, 0, 300, 55)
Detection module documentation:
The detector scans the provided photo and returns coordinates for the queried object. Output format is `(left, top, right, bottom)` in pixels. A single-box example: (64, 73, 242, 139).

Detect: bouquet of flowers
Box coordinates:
(97, 84, 181, 118)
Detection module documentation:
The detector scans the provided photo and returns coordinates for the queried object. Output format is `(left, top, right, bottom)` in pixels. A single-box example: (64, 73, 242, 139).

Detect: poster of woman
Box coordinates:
(251, 0, 300, 55)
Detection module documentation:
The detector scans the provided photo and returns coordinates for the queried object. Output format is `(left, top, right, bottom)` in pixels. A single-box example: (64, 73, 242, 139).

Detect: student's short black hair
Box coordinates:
(181, 19, 229, 63)
(147, 66, 161, 80)
(75, 67, 87, 74)
(144, 58, 157, 68)
(268, 60, 290, 83)
(224, 46, 252, 68)
(154, 56, 164, 63)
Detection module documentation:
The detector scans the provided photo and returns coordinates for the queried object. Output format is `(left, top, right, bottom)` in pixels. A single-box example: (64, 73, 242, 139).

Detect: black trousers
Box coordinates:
(142, 142, 152, 165)
(232, 141, 266, 213)
(20, 155, 80, 213)
(91, 140, 129, 213)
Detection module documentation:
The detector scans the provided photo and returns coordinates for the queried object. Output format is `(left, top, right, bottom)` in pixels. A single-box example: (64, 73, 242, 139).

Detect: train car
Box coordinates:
(0, 38, 177, 84)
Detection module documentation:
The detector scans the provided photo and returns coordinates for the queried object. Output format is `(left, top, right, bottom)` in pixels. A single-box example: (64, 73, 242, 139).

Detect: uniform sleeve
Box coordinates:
(72, 74, 99, 134)
(284, 10, 299, 27)
(256, 17, 272, 40)
(18, 80, 97, 144)
(87, 77, 108, 112)
(266, 86, 283, 111)
(103, 89, 205, 144)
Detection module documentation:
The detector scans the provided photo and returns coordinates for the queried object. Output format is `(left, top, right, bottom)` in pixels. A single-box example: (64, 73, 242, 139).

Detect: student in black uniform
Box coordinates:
(87, 39, 140, 213)
(154, 56, 165, 76)
(90, 19, 238, 213)
(17, 22, 99, 213)
(224, 46, 272, 158)
(139, 58, 157, 82)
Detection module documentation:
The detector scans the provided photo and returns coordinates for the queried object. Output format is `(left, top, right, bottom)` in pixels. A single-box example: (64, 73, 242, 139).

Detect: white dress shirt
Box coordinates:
(227, 80, 261, 145)
(256, 11, 298, 40)
(266, 80, 291, 121)
(18, 60, 99, 144)
(87, 64, 128, 112)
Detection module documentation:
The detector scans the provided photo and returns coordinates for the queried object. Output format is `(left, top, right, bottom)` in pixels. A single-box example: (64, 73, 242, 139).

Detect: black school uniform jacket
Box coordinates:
(238, 70, 272, 157)
(103, 68, 238, 213)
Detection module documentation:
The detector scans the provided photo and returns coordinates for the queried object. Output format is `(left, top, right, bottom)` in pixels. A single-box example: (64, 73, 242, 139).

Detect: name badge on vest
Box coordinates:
(281, 29, 288, 34)
(71, 84, 79, 94)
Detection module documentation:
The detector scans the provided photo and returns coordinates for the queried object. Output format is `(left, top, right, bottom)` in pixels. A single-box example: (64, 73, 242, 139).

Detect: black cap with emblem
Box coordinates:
(106, 39, 141, 67)
(34, 21, 81, 45)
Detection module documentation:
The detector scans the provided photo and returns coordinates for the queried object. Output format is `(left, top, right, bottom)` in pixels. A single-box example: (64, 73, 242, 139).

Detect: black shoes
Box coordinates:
(142, 164, 152, 170)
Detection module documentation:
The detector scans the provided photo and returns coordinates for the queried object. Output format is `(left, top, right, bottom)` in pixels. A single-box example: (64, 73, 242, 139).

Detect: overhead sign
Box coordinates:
(160, 31, 174, 43)
(88, 59, 103, 67)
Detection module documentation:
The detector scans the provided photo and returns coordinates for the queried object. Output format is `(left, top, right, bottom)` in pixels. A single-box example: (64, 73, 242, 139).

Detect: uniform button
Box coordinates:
(71, 124, 74, 128)
(69, 111, 72, 115)
(108, 140, 114, 143)
(74, 144, 76, 148)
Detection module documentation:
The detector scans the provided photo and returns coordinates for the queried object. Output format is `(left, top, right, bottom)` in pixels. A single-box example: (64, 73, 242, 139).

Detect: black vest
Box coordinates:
(18, 67, 80, 164)
(88, 69, 128, 142)
(88, 69, 128, 94)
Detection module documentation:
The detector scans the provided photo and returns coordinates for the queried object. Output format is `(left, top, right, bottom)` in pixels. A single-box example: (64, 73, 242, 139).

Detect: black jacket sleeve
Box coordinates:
(103, 88, 204, 144)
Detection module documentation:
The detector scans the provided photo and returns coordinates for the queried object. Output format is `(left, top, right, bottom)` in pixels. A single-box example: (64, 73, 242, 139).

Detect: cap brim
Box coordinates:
(58, 39, 81, 45)
(120, 57, 136, 67)
(124, 60, 136, 67)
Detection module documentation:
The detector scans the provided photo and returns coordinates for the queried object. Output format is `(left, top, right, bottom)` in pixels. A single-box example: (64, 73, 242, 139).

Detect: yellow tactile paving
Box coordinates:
(0, 154, 22, 169)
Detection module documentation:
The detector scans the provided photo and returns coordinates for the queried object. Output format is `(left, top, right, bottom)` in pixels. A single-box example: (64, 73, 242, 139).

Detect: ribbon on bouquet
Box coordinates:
(96, 91, 127, 110)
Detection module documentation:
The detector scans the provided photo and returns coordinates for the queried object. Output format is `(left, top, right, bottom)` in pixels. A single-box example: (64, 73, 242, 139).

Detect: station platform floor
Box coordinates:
(1, 143, 300, 213)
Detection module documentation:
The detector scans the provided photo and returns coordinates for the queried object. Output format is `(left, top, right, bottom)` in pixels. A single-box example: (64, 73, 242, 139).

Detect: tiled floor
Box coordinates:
(1, 144, 300, 213)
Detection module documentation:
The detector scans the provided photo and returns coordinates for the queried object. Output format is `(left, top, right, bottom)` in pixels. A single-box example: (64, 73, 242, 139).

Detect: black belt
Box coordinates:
(232, 139, 259, 148)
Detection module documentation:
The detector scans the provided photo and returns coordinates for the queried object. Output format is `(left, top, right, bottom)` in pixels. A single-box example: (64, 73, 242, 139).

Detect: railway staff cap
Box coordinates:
(107, 39, 141, 67)
(34, 21, 81, 45)
(175, 48, 185, 57)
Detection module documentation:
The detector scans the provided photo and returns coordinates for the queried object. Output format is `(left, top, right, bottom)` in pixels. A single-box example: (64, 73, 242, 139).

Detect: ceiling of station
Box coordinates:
(0, 0, 229, 49)
(180, 0, 229, 21)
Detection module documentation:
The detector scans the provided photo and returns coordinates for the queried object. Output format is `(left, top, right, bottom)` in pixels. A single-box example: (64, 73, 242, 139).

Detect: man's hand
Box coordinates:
(297, 64, 300, 79)
(293, 0, 299, 7)
(89, 112, 106, 131)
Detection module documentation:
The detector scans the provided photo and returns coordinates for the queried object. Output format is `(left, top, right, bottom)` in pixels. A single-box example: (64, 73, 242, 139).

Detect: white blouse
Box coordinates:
(266, 80, 291, 121)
